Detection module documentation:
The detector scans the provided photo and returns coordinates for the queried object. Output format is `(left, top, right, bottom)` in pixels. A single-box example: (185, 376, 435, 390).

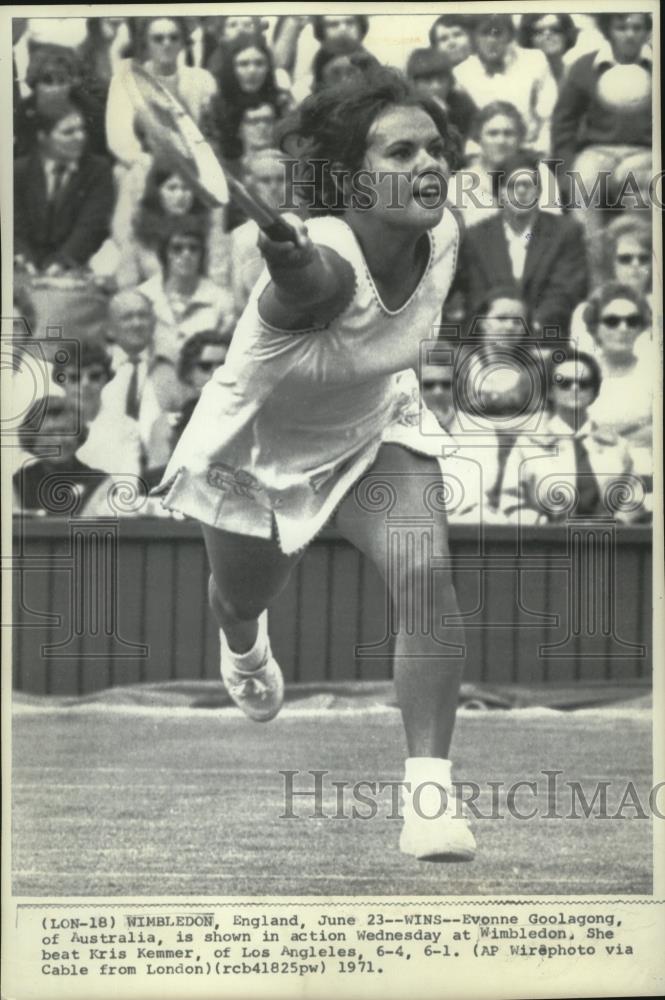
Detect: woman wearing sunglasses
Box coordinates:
(500, 347, 643, 523)
(584, 283, 653, 498)
(517, 14, 579, 89)
(105, 17, 217, 168)
(571, 216, 653, 361)
(137, 216, 235, 364)
(155, 69, 477, 863)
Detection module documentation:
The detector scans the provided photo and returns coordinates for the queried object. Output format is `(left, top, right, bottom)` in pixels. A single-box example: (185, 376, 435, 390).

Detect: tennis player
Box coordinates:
(157, 70, 475, 861)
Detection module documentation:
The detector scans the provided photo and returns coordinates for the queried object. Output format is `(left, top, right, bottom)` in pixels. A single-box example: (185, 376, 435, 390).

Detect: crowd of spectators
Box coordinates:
(10, 12, 655, 524)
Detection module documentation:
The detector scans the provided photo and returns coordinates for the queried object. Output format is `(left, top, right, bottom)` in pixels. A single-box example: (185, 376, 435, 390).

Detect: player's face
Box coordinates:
(432, 24, 471, 66)
(613, 235, 651, 294)
(479, 114, 521, 167)
(233, 47, 269, 93)
(609, 15, 649, 63)
(360, 105, 450, 229)
(159, 174, 195, 215)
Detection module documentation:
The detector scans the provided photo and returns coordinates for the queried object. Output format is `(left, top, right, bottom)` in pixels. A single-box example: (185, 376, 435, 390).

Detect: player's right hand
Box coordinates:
(258, 213, 315, 269)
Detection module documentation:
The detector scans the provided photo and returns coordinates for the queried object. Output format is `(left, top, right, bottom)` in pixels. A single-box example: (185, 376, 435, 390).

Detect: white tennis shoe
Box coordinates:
(400, 789, 476, 862)
(219, 612, 284, 723)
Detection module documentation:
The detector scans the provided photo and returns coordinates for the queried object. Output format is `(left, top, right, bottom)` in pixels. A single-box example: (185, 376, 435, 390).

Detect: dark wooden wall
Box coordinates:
(11, 518, 652, 694)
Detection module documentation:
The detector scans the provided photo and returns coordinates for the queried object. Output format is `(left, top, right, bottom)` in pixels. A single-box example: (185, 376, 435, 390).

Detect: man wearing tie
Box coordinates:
(86, 291, 185, 477)
(14, 98, 114, 275)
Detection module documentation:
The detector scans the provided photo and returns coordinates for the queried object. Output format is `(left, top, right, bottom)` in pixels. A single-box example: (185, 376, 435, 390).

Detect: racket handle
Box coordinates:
(261, 217, 299, 244)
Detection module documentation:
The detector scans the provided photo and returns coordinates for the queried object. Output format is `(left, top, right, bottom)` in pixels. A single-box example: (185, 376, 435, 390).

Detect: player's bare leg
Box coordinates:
(335, 443, 475, 861)
(202, 525, 301, 721)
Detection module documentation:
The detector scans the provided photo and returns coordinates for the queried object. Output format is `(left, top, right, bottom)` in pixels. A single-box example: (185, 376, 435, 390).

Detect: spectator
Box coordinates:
(284, 15, 370, 102)
(571, 216, 653, 359)
(551, 12, 652, 251)
(452, 101, 525, 225)
(137, 216, 235, 362)
(230, 149, 288, 314)
(105, 16, 217, 167)
(583, 283, 653, 489)
(454, 14, 558, 153)
(205, 15, 271, 75)
(211, 32, 291, 163)
(311, 44, 381, 92)
(12, 394, 136, 518)
(14, 99, 114, 275)
(500, 348, 642, 523)
(15, 44, 107, 156)
(143, 330, 230, 489)
(94, 291, 184, 476)
(57, 338, 112, 427)
(517, 14, 579, 89)
(101, 162, 230, 290)
(455, 149, 588, 336)
(406, 48, 476, 142)
(428, 14, 473, 68)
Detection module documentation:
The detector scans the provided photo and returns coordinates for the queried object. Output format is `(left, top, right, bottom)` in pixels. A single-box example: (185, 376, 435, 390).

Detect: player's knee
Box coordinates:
(208, 576, 263, 625)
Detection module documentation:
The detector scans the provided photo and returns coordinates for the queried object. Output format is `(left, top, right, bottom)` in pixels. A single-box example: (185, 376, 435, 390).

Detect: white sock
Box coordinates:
(221, 612, 269, 673)
(403, 757, 453, 818)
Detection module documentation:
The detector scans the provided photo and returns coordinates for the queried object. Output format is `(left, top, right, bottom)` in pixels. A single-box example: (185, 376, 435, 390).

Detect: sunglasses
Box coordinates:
(615, 253, 650, 265)
(149, 33, 180, 44)
(169, 241, 202, 255)
(599, 314, 642, 329)
(555, 377, 594, 389)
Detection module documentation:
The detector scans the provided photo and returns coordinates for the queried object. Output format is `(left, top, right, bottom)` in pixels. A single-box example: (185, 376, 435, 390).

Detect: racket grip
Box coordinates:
(261, 217, 299, 244)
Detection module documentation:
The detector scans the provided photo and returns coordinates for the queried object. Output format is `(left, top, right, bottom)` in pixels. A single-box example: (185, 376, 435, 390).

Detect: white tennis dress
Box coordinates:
(157, 210, 461, 553)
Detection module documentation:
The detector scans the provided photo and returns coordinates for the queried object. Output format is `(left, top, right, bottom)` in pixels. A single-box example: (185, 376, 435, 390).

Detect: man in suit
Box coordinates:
(14, 98, 114, 274)
(455, 149, 589, 337)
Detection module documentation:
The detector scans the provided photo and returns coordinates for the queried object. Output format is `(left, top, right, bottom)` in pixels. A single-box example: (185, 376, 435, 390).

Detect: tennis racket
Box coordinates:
(122, 61, 297, 244)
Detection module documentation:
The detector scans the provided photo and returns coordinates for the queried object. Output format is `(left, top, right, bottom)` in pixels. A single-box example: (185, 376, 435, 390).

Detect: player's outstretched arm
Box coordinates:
(257, 214, 355, 331)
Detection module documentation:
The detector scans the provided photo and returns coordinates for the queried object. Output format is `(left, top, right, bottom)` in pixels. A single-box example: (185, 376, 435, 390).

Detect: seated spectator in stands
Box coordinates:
(517, 14, 579, 89)
(102, 162, 230, 290)
(455, 150, 588, 336)
(137, 217, 235, 362)
(106, 16, 217, 167)
(283, 15, 370, 103)
(500, 348, 644, 523)
(551, 12, 652, 251)
(58, 338, 112, 427)
(583, 283, 653, 491)
(93, 291, 185, 476)
(15, 44, 107, 156)
(406, 48, 476, 142)
(230, 148, 288, 314)
(14, 99, 114, 275)
(571, 216, 653, 360)
(204, 15, 269, 75)
(143, 330, 229, 488)
(429, 14, 473, 68)
(12, 394, 140, 518)
(454, 14, 558, 153)
(211, 32, 291, 164)
(311, 43, 381, 92)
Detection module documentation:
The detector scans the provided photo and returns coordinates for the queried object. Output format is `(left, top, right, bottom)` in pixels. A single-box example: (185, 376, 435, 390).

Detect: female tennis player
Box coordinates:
(157, 70, 476, 861)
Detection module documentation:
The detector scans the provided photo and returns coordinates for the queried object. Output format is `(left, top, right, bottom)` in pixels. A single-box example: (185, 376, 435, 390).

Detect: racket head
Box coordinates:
(123, 61, 229, 208)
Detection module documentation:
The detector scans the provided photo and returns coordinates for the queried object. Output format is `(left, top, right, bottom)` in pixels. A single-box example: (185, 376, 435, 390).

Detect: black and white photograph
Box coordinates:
(2, 4, 663, 999)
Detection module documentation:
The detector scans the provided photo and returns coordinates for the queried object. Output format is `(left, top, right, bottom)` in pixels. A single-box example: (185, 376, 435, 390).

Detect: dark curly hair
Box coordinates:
(548, 347, 602, 408)
(311, 15, 369, 44)
(581, 282, 651, 335)
(133, 162, 208, 249)
(517, 14, 578, 53)
(596, 13, 652, 40)
(284, 68, 462, 216)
